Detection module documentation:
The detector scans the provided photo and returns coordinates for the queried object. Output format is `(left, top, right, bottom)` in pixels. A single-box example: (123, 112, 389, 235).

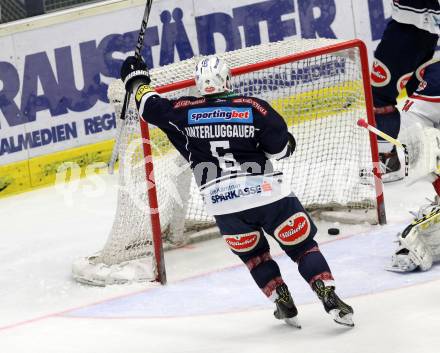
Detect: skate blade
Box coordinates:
(284, 317, 301, 329)
(73, 276, 106, 287)
(385, 267, 407, 273)
(330, 310, 354, 327)
(385, 265, 411, 273)
(381, 172, 404, 183)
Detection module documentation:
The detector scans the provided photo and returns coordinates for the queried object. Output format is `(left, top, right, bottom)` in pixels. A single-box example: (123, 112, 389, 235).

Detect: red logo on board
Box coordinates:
(225, 231, 260, 252)
(275, 213, 310, 245)
(371, 59, 391, 87)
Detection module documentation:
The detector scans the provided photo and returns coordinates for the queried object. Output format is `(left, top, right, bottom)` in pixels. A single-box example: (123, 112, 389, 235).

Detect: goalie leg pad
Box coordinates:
(388, 207, 440, 272)
(390, 244, 432, 272)
(399, 119, 440, 180)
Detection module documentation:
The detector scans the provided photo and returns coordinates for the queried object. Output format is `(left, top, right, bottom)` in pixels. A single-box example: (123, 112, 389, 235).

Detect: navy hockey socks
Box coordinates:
(295, 246, 335, 287)
(245, 252, 285, 301)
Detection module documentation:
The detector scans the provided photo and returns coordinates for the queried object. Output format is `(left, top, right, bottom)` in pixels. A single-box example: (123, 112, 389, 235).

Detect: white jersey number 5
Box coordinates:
(210, 141, 241, 171)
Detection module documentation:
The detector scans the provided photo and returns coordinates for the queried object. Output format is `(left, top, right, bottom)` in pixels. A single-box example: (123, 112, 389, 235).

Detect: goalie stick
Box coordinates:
(109, 0, 167, 285)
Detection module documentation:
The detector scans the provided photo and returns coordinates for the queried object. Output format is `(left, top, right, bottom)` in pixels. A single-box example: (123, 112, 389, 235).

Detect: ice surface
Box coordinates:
(0, 174, 439, 353)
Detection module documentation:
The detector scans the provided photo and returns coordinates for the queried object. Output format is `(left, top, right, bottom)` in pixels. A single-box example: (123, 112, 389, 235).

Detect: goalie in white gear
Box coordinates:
(389, 60, 440, 272)
(390, 208, 440, 272)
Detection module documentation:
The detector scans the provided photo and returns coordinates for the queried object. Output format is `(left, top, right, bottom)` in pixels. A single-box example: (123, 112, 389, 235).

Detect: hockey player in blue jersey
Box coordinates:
(120, 55, 354, 327)
(371, 0, 439, 182)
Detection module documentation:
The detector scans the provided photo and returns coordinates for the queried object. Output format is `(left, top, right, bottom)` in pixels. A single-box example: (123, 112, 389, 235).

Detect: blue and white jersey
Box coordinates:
(391, 0, 440, 34)
(135, 88, 294, 215)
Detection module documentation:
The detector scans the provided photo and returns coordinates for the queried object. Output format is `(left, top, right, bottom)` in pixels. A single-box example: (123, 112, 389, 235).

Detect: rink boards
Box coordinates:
(0, 78, 364, 198)
(0, 0, 409, 198)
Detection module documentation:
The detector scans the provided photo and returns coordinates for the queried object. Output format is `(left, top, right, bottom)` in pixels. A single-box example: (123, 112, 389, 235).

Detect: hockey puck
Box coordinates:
(328, 228, 340, 236)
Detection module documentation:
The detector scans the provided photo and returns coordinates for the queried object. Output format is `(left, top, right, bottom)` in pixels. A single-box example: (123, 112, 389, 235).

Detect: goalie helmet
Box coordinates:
(195, 56, 231, 96)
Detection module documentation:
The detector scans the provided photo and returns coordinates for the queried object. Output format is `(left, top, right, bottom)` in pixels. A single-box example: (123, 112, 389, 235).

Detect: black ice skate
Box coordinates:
(312, 280, 354, 327)
(380, 146, 403, 183)
(273, 283, 301, 328)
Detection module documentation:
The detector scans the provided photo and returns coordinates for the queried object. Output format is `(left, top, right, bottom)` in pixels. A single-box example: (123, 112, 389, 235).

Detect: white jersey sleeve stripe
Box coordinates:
(391, 1, 440, 35)
(264, 142, 290, 160)
(139, 91, 161, 114)
(411, 93, 440, 103)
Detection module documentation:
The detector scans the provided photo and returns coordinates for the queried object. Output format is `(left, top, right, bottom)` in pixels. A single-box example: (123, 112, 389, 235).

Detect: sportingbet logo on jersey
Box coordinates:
(188, 107, 253, 124)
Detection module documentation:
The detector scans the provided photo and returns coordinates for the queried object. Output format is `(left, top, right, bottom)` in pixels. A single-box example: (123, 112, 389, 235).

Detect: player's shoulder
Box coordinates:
(229, 95, 270, 116)
(230, 95, 269, 105)
(172, 96, 207, 109)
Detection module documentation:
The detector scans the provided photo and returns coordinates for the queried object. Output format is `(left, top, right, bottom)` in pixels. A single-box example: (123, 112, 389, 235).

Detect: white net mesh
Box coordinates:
(73, 38, 380, 285)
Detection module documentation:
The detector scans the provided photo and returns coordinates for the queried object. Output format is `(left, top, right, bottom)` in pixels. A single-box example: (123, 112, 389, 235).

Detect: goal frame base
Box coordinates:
(72, 254, 156, 286)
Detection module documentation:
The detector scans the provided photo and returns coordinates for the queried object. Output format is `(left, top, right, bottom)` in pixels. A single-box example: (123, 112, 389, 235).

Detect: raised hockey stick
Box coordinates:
(357, 118, 409, 177)
(106, 1, 167, 285)
(108, 0, 154, 173)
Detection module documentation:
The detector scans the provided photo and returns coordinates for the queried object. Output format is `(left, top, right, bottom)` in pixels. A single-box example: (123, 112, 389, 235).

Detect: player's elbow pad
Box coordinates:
(287, 132, 296, 155)
(279, 132, 296, 160)
(134, 84, 160, 113)
(266, 133, 296, 161)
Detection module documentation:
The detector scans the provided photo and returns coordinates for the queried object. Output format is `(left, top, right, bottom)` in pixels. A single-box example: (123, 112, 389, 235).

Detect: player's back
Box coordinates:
(140, 93, 293, 215)
(144, 94, 290, 186)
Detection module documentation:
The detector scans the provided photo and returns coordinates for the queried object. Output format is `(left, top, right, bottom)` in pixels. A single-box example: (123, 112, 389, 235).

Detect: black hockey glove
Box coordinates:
(120, 56, 151, 92)
(287, 132, 296, 155)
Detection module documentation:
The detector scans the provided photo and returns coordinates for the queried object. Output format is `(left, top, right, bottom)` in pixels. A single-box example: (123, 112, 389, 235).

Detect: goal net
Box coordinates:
(72, 38, 385, 286)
